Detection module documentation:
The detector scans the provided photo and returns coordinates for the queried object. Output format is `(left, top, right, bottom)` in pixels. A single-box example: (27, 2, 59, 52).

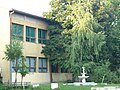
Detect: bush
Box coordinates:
(90, 61, 120, 84)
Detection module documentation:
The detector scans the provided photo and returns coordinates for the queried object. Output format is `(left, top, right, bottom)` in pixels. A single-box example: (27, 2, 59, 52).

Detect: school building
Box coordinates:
(0, 6, 72, 84)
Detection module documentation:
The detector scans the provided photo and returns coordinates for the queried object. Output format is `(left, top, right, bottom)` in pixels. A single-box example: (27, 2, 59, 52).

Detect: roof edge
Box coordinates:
(11, 9, 51, 24)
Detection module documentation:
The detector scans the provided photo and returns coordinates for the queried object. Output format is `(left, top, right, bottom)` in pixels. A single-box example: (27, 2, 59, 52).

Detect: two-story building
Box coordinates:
(0, 7, 72, 84)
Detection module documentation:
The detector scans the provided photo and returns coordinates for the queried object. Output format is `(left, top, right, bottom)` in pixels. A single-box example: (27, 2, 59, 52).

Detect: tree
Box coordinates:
(106, 0, 120, 73)
(43, 0, 120, 82)
(42, 23, 67, 82)
(3, 40, 23, 85)
(19, 56, 28, 89)
(94, 0, 120, 74)
(43, 0, 105, 77)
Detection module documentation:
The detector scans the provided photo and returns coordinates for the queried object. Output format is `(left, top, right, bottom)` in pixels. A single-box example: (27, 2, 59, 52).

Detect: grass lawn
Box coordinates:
(34, 83, 92, 90)
(34, 83, 120, 90)
(0, 83, 120, 90)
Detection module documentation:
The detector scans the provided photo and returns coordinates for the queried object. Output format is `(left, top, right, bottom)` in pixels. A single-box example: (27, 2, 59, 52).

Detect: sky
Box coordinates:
(0, 0, 51, 16)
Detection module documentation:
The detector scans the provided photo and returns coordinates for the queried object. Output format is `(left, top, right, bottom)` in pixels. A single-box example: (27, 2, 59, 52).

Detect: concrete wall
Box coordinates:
(0, 7, 10, 82)
(12, 73, 50, 84)
(11, 13, 50, 84)
(52, 73, 72, 82)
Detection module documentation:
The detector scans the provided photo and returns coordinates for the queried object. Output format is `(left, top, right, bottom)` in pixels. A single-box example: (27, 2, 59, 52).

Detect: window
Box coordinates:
(52, 64, 58, 73)
(11, 58, 21, 72)
(38, 58, 47, 72)
(11, 60, 16, 72)
(38, 29, 47, 44)
(12, 23, 23, 40)
(26, 57, 36, 72)
(26, 26, 36, 42)
(51, 64, 68, 73)
(61, 67, 68, 73)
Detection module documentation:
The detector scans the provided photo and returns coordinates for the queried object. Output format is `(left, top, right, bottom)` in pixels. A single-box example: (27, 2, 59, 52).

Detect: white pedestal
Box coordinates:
(51, 83, 58, 90)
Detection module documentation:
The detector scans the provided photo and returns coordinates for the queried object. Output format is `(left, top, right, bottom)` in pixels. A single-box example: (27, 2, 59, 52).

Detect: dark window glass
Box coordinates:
(12, 23, 23, 40)
(26, 26, 35, 43)
(11, 58, 21, 72)
(38, 58, 47, 72)
(52, 64, 58, 73)
(26, 57, 36, 72)
(38, 29, 47, 44)
(11, 60, 16, 72)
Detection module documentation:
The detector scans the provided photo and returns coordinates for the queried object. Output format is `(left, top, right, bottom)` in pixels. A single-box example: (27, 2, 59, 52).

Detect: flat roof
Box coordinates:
(11, 9, 51, 24)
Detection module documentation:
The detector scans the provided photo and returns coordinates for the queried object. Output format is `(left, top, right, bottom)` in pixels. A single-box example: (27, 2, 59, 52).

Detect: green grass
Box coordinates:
(59, 84, 92, 90)
(34, 83, 92, 90)
(35, 83, 120, 90)
(0, 83, 120, 90)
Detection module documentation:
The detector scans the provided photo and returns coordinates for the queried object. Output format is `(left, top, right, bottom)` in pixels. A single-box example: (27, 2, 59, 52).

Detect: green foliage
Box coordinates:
(42, 24, 66, 67)
(19, 56, 28, 87)
(44, 0, 105, 74)
(98, 0, 120, 74)
(43, 0, 120, 83)
(19, 56, 28, 77)
(3, 40, 23, 85)
(90, 61, 120, 83)
(3, 40, 23, 61)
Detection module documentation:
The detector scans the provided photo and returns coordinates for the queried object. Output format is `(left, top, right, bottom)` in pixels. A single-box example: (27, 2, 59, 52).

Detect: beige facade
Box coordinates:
(0, 6, 10, 82)
(11, 10, 51, 84)
(0, 8, 72, 84)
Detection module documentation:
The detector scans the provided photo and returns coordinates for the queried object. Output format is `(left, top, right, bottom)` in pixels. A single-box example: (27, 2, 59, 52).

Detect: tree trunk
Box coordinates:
(21, 76, 25, 90)
(14, 59, 18, 88)
(49, 59, 52, 83)
(21, 75, 23, 87)
(14, 71, 17, 88)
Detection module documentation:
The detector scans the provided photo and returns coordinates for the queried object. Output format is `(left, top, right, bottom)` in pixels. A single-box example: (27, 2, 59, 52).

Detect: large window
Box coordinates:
(38, 29, 47, 44)
(26, 26, 36, 43)
(26, 57, 36, 72)
(38, 58, 47, 72)
(11, 60, 16, 72)
(11, 58, 21, 72)
(12, 23, 23, 40)
(52, 64, 68, 73)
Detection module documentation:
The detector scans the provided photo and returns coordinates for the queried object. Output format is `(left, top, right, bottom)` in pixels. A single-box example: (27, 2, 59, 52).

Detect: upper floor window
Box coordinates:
(12, 23, 23, 40)
(38, 29, 47, 44)
(26, 57, 36, 72)
(38, 58, 47, 72)
(26, 26, 36, 43)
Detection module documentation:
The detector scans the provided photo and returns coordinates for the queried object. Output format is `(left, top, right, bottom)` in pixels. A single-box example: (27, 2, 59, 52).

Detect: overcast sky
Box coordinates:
(0, 0, 51, 16)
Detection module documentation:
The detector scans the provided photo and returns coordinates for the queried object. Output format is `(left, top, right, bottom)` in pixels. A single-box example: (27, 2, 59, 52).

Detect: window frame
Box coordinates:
(38, 57, 48, 73)
(26, 57, 36, 72)
(26, 26, 36, 43)
(12, 23, 23, 40)
(38, 29, 47, 44)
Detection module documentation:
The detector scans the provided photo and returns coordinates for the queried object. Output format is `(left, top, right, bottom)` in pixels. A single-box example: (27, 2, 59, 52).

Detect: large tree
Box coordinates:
(44, 0, 105, 73)
(43, 0, 120, 82)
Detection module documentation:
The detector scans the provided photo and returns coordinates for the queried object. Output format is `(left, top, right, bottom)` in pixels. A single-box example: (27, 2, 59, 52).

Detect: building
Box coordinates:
(0, 7, 72, 84)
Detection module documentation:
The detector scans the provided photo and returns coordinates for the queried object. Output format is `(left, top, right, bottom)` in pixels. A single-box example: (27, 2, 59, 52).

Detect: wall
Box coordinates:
(0, 6, 10, 82)
(11, 13, 50, 83)
(52, 73, 72, 82)
(12, 73, 50, 84)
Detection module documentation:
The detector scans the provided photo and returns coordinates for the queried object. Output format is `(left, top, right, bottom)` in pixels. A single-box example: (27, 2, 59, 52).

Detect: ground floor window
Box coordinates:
(11, 59, 21, 72)
(52, 64, 68, 73)
(26, 57, 36, 72)
(11, 60, 16, 72)
(52, 64, 58, 73)
(38, 58, 47, 72)
(11, 57, 48, 73)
